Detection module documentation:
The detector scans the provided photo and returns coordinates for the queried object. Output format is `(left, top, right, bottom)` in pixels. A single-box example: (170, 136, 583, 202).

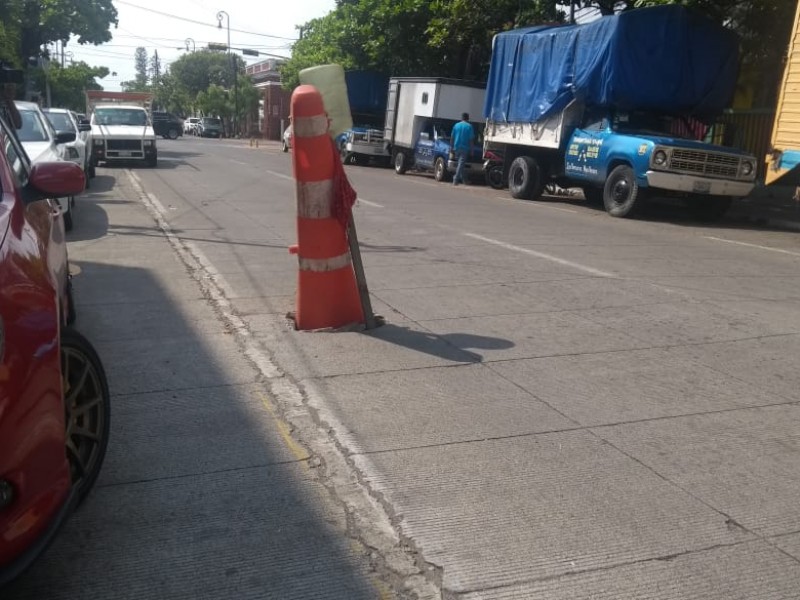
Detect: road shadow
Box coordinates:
(364, 323, 514, 363)
(3, 258, 383, 599)
(359, 242, 426, 253)
(516, 190, 800, 234)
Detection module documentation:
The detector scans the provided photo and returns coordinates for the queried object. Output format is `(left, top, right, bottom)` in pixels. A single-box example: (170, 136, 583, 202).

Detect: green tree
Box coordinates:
(16, 0, 118, 67)
(0, 1, 23, 65)
(123, 46, 148, 91)
(196, 83, 230, 120)
(169, 49, 242, 99)
(233, 74, 260, 134)
(154, 71, 192, 115)
(31, 60, 109, 111)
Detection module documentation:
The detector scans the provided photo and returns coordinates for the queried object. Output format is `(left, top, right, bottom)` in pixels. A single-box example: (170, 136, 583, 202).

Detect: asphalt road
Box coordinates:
(11, 135, 800, 599)
(144, 137, 800, 598)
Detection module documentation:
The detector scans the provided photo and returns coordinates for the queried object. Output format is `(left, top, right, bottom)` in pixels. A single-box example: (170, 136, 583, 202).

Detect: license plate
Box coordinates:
(117, 150, 132, 157)
(692, 180, 711, 194)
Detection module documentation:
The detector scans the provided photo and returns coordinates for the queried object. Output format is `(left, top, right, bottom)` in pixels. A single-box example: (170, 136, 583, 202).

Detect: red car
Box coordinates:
(0, 107, 110, 585)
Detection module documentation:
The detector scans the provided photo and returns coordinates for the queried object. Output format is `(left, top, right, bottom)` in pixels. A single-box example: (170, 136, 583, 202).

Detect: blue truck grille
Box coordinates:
(107, 139, 142, 151)
(669, 149, 739, 178)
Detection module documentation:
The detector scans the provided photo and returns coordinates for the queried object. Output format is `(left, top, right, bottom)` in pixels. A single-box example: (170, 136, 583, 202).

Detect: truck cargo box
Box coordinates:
(484, 6, 739, 124)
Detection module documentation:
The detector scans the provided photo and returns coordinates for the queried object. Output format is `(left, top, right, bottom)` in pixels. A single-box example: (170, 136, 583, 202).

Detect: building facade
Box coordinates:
(246, 58, 291, 141)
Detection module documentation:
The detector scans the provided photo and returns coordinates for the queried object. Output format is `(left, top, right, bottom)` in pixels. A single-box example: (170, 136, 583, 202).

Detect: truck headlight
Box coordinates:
(144, 139, 154, 147)
(653, 149, 668, 167)
(740, 160, 754, 177)
(66, 147, 80, 160)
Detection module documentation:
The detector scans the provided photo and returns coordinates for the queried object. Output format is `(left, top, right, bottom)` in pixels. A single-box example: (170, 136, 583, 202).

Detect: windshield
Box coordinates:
(17, 109, 50, 142)
(202, 118, 221, 126)
(94, 107, 148, 126)
(611, 110, 708, 141)
(43, 111, 75, 133)
(189, 118, 200, 123)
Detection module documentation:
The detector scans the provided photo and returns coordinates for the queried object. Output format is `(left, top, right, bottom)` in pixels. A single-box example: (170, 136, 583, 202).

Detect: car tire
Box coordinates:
(508, 156, 544, 200)
(88, 163, 96, 179)
(146, 154, 158, 168)
(434, 156, 450, 182)
(167, 127, 179, 140)
(282, 140, 289, 153)
(485, 164, 505, 189)
(61, 327, 110, 506)
(84, 168, 90, 190)
(394, 150, 408, 175)
(603, 164, 644, 218)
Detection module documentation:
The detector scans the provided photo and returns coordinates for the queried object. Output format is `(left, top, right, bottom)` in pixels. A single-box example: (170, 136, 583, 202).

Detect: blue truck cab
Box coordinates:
(484, 6, 756, 219)
(406, 119, 483, 182)
(561, 107, 756, 217)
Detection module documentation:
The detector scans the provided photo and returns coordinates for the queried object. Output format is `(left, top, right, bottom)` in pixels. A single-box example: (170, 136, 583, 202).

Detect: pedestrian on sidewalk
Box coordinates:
(451, 112, 475, 186)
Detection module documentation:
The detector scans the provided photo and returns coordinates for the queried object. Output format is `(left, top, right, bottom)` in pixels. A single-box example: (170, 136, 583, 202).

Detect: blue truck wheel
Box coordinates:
(508, 156, 544, 200)
(603, 165, 644, 218)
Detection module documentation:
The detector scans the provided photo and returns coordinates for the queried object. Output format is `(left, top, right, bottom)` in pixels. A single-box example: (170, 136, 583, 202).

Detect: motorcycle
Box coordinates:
(483, 148, 505, 189)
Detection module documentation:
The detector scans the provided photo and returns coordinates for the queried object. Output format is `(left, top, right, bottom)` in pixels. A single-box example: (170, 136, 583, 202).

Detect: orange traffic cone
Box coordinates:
(288, 85, 364, 330)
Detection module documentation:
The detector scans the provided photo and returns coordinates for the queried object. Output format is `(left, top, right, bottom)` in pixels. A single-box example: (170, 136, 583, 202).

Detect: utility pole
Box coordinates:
(570, 1, 576, 24)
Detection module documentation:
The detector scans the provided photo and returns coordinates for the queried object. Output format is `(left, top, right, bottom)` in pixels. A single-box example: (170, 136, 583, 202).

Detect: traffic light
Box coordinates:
(242, 49, 259, 56)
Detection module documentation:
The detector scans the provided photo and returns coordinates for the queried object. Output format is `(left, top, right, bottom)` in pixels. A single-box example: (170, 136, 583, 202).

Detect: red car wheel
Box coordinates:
(61, 327, 110, 505)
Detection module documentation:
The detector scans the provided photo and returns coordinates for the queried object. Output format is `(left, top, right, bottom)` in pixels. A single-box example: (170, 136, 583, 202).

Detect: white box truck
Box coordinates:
(384, 78, 485, 182)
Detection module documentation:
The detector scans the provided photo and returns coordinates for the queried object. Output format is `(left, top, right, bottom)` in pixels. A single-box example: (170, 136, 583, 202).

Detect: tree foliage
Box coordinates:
(283, 0, 796, 108)
(196, 84, 230, 119)
(4, 0, 118, 65)
(32, 61, 109, 111)
(169, 50, 243, 99)
(121, 46, 149, 92)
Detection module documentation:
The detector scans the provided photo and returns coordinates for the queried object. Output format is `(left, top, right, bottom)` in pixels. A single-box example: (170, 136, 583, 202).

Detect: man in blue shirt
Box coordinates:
(451, 112, 475, 186)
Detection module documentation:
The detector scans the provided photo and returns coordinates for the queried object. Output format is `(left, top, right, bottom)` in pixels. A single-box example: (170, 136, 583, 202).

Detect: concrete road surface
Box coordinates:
(8, 136, 800, 599)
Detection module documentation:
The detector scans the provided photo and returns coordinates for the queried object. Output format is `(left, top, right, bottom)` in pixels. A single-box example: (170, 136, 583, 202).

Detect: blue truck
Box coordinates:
(484, 6, 757, 219)
(385, 77, 486, 182)
(337, 71, 391, 166)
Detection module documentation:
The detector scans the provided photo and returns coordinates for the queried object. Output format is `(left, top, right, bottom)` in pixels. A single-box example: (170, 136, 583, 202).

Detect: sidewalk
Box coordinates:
(2, 170, 426, 600)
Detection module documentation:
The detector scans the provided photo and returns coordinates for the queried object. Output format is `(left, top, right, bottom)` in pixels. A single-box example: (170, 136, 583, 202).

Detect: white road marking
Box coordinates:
(228, 158, 248, 166)
(357, 197, 384, 208)
(129, 171, 141, 183)
(266, 170, 294, 182)
(463, 232, 616, 278)
(705, 236, 800, 258)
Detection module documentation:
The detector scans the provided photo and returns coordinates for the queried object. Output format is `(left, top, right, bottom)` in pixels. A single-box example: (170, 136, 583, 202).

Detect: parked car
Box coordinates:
(183, 117, 201, 135)
(15, 101, 78, 231)
(198, 117, 222, 138)
(151, 111, 183, 140)
(42, 107, 92, 187)
(395, 118, 484, 183)
(282, 124, 292, 152)
(73, 111, 95, 177)
(0, 106, 110, 587)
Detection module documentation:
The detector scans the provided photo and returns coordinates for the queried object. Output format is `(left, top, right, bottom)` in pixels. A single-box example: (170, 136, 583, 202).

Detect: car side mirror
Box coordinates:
(55, 131, 77, 144)
(27, 161, 85, 200)
(78, 123, 91, 132)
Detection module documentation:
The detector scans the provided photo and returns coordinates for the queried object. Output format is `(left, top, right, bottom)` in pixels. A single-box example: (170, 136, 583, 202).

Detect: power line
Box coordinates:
(114, 0, 297, 41)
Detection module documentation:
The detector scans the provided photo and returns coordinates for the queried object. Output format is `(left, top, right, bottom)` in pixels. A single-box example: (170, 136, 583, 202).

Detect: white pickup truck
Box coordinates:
(89, 103, 158, 168)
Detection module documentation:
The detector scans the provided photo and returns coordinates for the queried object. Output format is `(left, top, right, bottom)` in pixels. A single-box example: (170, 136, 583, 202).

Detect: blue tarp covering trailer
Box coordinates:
(484, 6, 740, 124)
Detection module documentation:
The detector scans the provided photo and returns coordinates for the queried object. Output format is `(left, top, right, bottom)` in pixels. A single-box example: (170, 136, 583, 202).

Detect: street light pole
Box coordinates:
(185, 38, 196, 52)
(217, 10, 238, 138)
